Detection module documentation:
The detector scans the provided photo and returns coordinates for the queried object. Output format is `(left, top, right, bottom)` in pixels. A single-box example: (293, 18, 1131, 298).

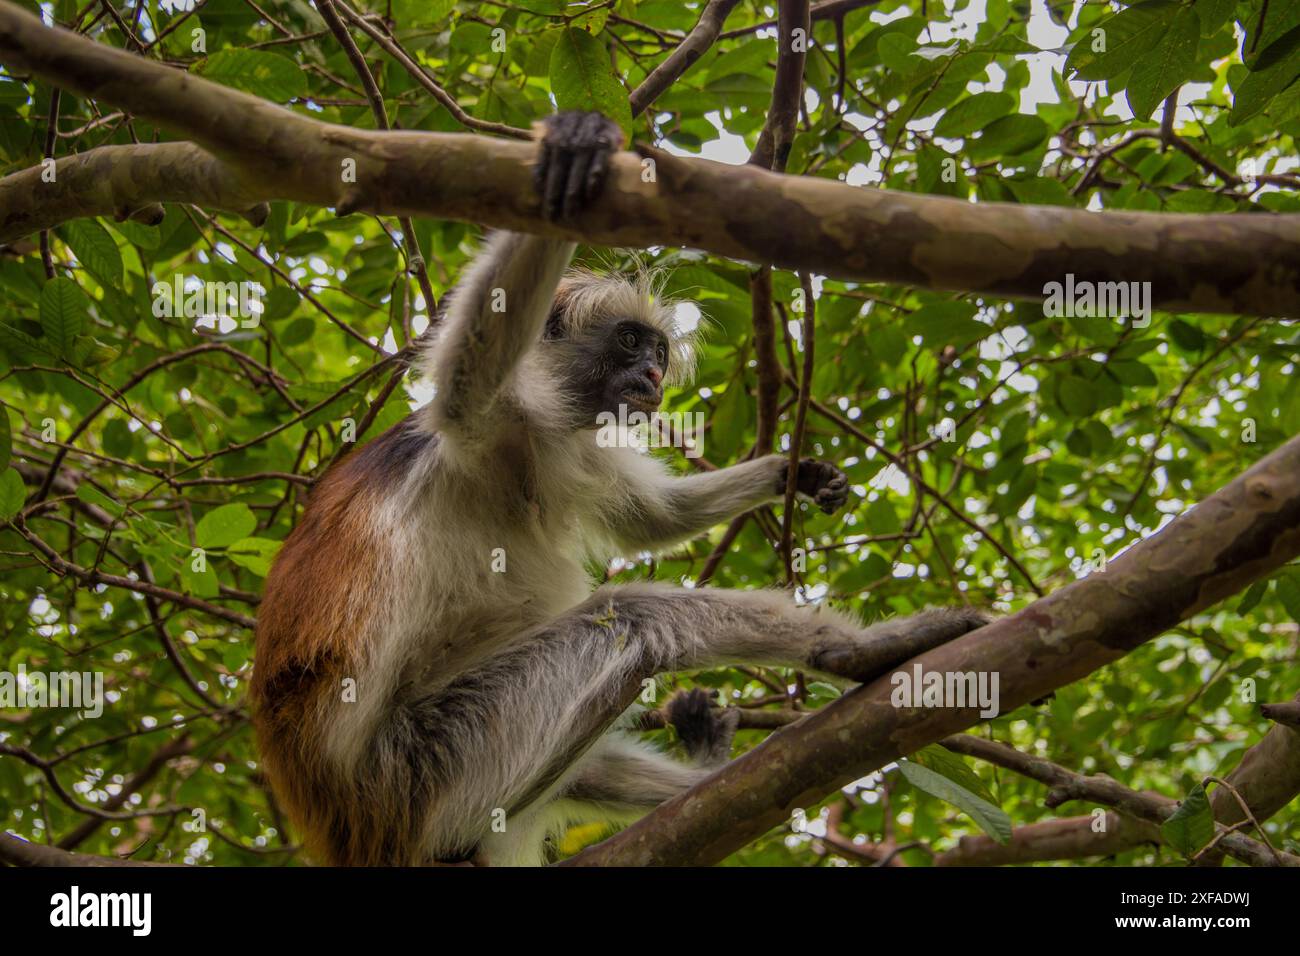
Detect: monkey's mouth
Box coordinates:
(620, 388, 662, 413)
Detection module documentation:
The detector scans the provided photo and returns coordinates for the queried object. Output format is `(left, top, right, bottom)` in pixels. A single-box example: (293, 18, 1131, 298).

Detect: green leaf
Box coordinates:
(0, 406, 9, 471)
(1196, 0, 1236, 37)
(181, 559, 220, 598)
(1058, 376, 1096, 416)
(39, 277, 88, 357)
(280, 316, 315, 346)
(1276, 571, 1300, 621)
(1161, 783, 1215, 857)
(0, 467, 23, 518)
(262, 286, 300, 321)
(1126, 7, 1202, 119)
(906, 301, 986, 348)
(1230, 27, 1300, 126)
(61, 219, 124, 285)
(965, 114, 1050, 161)
(76, 482, 125, 517)
(1168, 318, 1206, 352)
(1236, 579, 1268, 615)
(1106, 359, 1158, 387)
(198, 48, 307, 102)
(913, 745, 1000, 806)
(549, 28, 632, 137)
(934, 91, 1014, 138)
(1067, 1, 1175, 81)
(196, 503, 257, 549)
(898, 758, 1012, 844)
(102, 418, 134, 458)
(225, 537, 282, 577)
(390, 0, 455, 27)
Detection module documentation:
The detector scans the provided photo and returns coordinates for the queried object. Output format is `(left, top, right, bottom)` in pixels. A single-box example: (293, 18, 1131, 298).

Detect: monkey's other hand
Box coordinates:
(776, 457, 848, 514)
(533, 111, 625, 222)
(812, 607, 993, 684)
(665, 688, 739, 767)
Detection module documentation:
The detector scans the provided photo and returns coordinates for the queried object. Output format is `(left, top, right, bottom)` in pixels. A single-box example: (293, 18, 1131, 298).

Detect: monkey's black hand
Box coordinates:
(777, 457, 848, 514)
(533, 111, 624, 222)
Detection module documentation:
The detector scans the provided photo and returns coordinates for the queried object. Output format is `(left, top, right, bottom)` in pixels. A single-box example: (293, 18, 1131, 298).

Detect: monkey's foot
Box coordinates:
(812, 607, 993, 684)
(665, 688, 739, 767)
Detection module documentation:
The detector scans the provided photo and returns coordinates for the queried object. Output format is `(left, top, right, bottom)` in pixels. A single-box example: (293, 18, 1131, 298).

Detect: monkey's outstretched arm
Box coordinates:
(606, 455, 849, 551)
(428, 111, 623, 441)
(430, 231, 576, 438)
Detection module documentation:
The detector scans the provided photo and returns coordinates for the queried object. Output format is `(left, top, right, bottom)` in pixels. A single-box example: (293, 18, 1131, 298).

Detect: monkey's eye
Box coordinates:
(618, 329, 638, 350)
(656, 344, 668, 366)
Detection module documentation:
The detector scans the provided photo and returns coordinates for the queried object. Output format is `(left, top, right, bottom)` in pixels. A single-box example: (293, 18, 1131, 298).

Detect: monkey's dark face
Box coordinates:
(547, 318, 671, 427)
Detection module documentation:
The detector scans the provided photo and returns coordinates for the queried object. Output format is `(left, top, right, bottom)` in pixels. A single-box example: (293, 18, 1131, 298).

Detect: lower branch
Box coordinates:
(0, 833, 178, 867)
(932, 812, 1160, 866)
(562, 431, 1300, 865)
(942, 735, 1297, 867)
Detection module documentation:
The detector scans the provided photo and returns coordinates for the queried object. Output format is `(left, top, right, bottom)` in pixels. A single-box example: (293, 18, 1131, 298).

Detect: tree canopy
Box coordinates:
(0, 0, 1297, 868)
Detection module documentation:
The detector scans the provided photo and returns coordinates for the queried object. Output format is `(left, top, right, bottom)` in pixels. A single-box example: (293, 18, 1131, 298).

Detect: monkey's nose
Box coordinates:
(645, 367, 663, 387)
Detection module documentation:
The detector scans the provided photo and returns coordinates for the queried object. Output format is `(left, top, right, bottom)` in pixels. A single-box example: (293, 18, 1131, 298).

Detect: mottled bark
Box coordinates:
(1, 2, 1297, 316)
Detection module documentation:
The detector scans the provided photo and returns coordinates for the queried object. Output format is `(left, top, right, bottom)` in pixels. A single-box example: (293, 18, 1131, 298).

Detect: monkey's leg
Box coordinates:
(579, 583, 990, 684)
(414, 584, 986, 862)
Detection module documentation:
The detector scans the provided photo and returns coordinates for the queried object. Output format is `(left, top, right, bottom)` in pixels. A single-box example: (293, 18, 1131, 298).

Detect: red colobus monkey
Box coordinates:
(251, 111, 987, 866)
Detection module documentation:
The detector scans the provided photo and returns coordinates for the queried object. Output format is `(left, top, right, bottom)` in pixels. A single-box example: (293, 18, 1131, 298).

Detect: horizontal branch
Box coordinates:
(942, 735, 1298, 867)
(0, 141, 267, 239)
(1, 2, 1297, 316)
(932, 812, 1159, 866)
(563, 431, 1300, 865)
(0, 832, 178, 866)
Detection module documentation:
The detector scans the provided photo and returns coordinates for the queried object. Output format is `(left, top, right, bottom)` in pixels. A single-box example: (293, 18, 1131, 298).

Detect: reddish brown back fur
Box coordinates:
(251, 428, 404, 865)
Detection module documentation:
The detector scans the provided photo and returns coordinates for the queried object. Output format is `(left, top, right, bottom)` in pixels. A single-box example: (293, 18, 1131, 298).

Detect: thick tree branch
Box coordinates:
(1, 1, 1297, 316)
(562, 431, 1300, 865)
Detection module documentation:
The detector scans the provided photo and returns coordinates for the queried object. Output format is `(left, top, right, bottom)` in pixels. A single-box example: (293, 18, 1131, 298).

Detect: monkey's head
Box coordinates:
(541, 268, 698, 430)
